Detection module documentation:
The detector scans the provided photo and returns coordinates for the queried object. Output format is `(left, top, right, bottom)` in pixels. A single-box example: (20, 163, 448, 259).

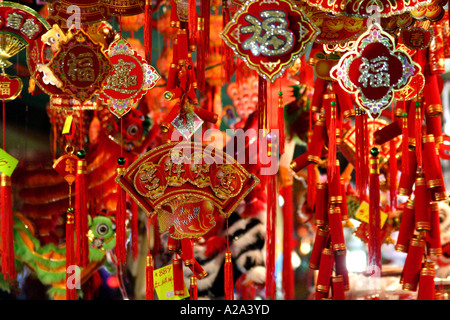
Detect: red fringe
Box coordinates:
(415, 105, 423, 168)
(115, 176, 127, 265)
(368, 159, 382, 270)
(222, 0, 233, 83)
(65, 209, 77, 300)
(189, 0, 197, 44)
(131, 199, 139, 261)
(75, 160, 89, 267)
(144, 0, 153, 64)
(278, 105, 285, 155)
(280, 185, 294, 299)
(265, 174, 277, 300)
(224, 250, 234, 300)
(328, 104, 336, 180)
(190, 275, 198, 300)
(1, 176, 15, 281)
(389, 139, 397, 211)
(146, 254, 154, 300)
(402, 114, 409, 175)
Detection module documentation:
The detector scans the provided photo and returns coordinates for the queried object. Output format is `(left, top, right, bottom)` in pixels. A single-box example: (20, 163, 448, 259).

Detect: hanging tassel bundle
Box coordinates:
(401, 109, 410, 175)
(190, 275, 198, 300)
(278, 90, 285, 155)
(65, 207, 77, 300)
(354, 109, 369, 198)
(1, 173, 15, 281)
(280, 183, 294, 300)
(144, 0, 153, 64)
(130, 200, 139, 261)
(265, 173, 277, 300)
(146, 216, 154, 300)
(146, 254, 154, 300)
(75, 150, 89, 267)
(224, 250, 234, 300)
(414, 101, 423, 168)
(188, 0, 197, 46)
(368, 147, 382, 272)
(115, 157, 128, 265)
(196, 0, 210, 93)
(325, 94, 337, 180)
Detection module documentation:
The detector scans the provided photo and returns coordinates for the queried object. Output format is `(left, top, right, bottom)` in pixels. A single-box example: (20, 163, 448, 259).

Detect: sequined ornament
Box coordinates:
(221, 0, 318, 82)
(49, 29, 113, 104)
(330, 23, 421, 119)
(99, 35, 160, 118)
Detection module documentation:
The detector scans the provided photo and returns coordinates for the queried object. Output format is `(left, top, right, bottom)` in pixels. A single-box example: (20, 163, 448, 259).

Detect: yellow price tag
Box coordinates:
(355, 201, 388, 228)
(0, 148, 19, 177)
(62, 115, 73, 135)
(153, 264, 190, 300)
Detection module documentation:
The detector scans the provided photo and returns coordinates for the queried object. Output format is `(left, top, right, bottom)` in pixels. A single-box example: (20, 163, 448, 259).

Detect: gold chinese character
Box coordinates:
(67, 52, 95, 82)
(139, 166, 160, 191)
(217, 166, 236, 194)
(6, 12, 23, 30)
(410, 32, 424, 48)
(0, 82, 10, 96)
(65, 159, 75, 174)
(20, 18, 40, 39)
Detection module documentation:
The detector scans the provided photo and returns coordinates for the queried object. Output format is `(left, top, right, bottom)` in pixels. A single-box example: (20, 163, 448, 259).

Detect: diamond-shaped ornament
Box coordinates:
(171, 108, 204, 140)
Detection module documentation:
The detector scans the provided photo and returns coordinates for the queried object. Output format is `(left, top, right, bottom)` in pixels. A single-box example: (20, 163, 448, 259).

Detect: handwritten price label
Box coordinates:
(153, 264, 189, 300)
(0, 148, 18, 177)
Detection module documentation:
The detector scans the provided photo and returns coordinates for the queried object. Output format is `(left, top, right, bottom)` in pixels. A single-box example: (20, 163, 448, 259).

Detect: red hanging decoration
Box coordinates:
(173, 256, 185, 296)
(75, 151, 89, 267)
(115, 157, 128, 265)
(280, 183, 294, 300)
(146, 254, 154, 300)
(1, 173, 15, 281)
(65, 207, 77, 300)
(144, 0, 153, 64)
(224, 250, 234, 300)
(190, 275, 198, 300)
(368, 148, 382, 272)
(131, 199, 139, 261)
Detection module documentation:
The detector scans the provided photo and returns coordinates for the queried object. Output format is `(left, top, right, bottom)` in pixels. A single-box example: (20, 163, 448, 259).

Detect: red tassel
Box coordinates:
(146, 254, 154, 300)
(144, 0, 153, 64)
(170, 0, 179, 28)
(401, 111, 409, 179)
(368, 149, 382, 271)
(278, 92, 285, 155)
(224, 250, 234, 300)
(75, 155, 89, 267)
(1, 174, 15, 281)
(190, 275, 198, 300)
(280, 184, 294, 300)
(65, 208, 77, 300)
(265, 174, 277, 300)
(173, 257, 185, 296)
(222, 0, 233, 82)
(415, 102, 423, 168)
(196, 0, 209, 93)
(131, 199, 139, 261)
(189, 0, 197, 45)
(327, 97, 337, 180)
(115, 160, 128, 265)
(355, 109, 369, 198)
